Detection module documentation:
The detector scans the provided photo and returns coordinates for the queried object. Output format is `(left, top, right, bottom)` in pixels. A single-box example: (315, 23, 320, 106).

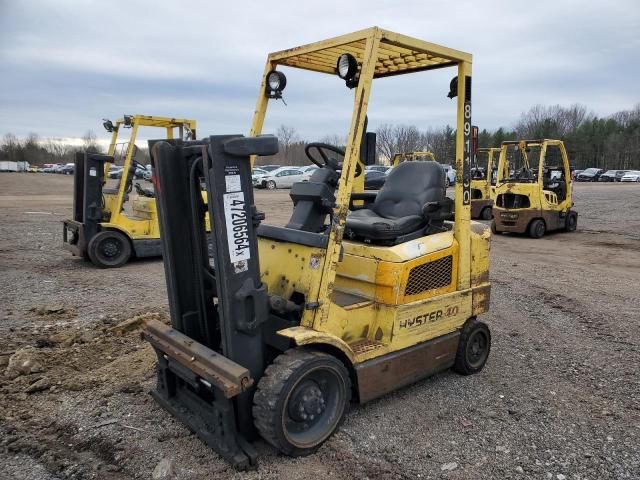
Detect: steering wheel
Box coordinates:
(305, 143, 344, 169)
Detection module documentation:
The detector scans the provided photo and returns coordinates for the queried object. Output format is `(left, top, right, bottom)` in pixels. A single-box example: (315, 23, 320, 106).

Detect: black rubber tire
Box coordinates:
(253, 348, 351, 456)
(266, 180, 277, 190)
(490, 220, 499, 234)
(480, 207, 493, 220)
(565, 212, 578, 232)
(87, 230, 132, 268)
(453, 319, 491, 375)
(528, 219, 546, 239)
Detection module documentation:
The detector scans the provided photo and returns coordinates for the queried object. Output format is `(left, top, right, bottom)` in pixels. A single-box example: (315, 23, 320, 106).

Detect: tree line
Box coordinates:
(259, 103, 640, 170)
(3, 103, 639, 170)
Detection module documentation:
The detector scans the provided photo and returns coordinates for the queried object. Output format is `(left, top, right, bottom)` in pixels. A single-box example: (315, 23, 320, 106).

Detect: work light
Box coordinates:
(102, 119, 114, 132)
(336, 53, 358, 88)
(266, 70, 287, 98)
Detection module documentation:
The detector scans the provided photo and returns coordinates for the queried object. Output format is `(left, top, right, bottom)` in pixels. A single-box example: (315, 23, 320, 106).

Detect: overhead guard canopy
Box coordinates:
(268, 27, 471, 78)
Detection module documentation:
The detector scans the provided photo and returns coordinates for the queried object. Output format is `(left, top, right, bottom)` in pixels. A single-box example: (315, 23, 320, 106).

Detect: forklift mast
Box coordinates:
(63, 152, 113, 257)
(145, 135, 278, 468)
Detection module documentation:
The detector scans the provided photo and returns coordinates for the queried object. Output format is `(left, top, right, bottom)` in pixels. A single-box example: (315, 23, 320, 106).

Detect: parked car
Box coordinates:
(576, 168, 604, 182)
(61, 163, 75, 175)
(572, 169, 584, 180)
(620, 170, 640, 182)
(257, 167, 306, 189)
(252, 168, 268, 186)
(364, 170, 387, 190)
(53, 163, 66, 174)
(365, 165, 391, 174)
(108, 166, 124, 179)
(298, 165, 319, 180)
(258, 164, 281, 173)
(441, 164, 456, 187)
(143, 165, 153, 180)
(599, 170, 629, 182)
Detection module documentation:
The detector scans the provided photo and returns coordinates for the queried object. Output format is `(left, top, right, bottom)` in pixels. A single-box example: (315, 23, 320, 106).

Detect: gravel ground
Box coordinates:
(0, 173, 639, 480)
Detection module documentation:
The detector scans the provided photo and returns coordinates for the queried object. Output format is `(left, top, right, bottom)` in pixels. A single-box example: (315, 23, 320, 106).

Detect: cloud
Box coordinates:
(1, 0, 639, 142)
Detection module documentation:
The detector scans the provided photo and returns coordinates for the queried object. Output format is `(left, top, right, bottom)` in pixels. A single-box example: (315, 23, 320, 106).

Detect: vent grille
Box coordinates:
(350, 339, 385, 355)
(404, 256, 453, 296)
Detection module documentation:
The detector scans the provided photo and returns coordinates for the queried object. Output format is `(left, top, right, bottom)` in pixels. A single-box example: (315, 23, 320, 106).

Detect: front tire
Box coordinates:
(266, 180, 277, 190)
(565, 211, 578, 232)
(253, 348, 351, 456)
(453, 319, 491, 375)
(87, 230, 132, 268)
(528, 219, 546, 238)
(480, 207, 492, 220)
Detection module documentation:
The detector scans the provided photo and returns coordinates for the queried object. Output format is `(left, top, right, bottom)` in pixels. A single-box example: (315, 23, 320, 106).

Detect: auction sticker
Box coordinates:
(223, 191, 250, 272)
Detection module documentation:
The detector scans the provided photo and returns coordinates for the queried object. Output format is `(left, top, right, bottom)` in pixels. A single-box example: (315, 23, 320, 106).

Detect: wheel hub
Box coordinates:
(467, 332, 486, 364)
(289, 381, 326, 422)
(102, 240, 120, 257)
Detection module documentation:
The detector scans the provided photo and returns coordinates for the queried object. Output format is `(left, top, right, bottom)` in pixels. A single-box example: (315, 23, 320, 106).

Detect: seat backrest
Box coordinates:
(373, 161, 445, 219)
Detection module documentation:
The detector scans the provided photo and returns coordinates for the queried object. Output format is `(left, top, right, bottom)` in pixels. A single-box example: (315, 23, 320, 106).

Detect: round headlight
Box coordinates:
(267, 70, 286, 92)
(337, 53, 358, 80)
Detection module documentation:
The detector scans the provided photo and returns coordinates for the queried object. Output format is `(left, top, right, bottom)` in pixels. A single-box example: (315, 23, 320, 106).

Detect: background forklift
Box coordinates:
(470, 145, 501, 220)
(392, 151, 436, 165)
(492, 139, 577, 238)
(62, 114, 197, 267)
(142, 28, 492, 469)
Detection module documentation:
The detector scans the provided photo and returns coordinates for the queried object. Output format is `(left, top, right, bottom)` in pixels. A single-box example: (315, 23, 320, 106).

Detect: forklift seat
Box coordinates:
(345, 161, 449, 244)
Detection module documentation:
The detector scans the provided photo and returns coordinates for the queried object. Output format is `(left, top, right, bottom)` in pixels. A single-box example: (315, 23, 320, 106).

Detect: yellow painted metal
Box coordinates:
(248, 28, 489, 368)
(454, 62, 471, 290)
(494, 139, 573, 218)
(99, 115, 197, 241)
(392, 151, 436, 167)
(472, 147, 500, 201)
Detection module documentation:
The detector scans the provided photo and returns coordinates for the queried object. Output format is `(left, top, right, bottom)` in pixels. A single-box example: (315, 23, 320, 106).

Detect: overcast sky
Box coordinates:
(1, 0, 639, 144)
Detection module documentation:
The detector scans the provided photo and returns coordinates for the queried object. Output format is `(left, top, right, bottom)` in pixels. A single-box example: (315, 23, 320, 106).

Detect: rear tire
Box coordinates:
(565, 212, 578, 232)
(253, 348, 351, 456)
(87, 230, 132, 268)
(454, 319, 491, 375)
(480, 207, 493, 220)
(528, 219, 546, 238)
(266, 180, 277, 190)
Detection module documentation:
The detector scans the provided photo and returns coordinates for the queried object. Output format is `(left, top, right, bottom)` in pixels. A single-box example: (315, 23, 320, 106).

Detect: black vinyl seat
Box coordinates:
(345, 161, 450, 244)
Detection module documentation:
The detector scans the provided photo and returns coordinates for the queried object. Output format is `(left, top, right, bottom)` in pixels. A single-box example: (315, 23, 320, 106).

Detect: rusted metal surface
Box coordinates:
(471, 199, 493, 219)
(493, 207, 566, 233)
(355, 332, 459, 403)
(472, 284, 491, 315)
(493, 207, 538, 233)
(142, 319, 252, 399)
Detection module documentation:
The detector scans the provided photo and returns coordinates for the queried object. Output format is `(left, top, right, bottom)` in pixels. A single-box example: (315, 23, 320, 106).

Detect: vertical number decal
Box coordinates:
(463, 100, 472, 205)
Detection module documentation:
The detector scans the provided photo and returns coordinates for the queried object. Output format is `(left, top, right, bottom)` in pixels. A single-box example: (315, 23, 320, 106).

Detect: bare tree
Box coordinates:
(82, 130, 101, 153)
(276, 125, 299, 155)
(376, 124, 423, 163)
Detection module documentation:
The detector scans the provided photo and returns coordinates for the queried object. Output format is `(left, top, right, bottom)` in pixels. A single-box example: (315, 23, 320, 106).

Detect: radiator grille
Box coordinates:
(404, 255, 453, 296)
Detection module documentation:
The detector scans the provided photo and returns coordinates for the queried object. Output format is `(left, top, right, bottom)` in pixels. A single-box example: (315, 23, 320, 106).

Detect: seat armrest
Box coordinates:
(349, 192, 377, 210)
(422, 197, 454, 222)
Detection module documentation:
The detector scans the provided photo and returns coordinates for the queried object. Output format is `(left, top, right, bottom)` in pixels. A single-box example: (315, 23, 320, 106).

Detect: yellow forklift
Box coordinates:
(62, 115, 197, 267)
(392, 151, 436, 165)
(492, 139, 577, 238)
(470, 147, 501, 220)
(142, 28, 491, 468)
